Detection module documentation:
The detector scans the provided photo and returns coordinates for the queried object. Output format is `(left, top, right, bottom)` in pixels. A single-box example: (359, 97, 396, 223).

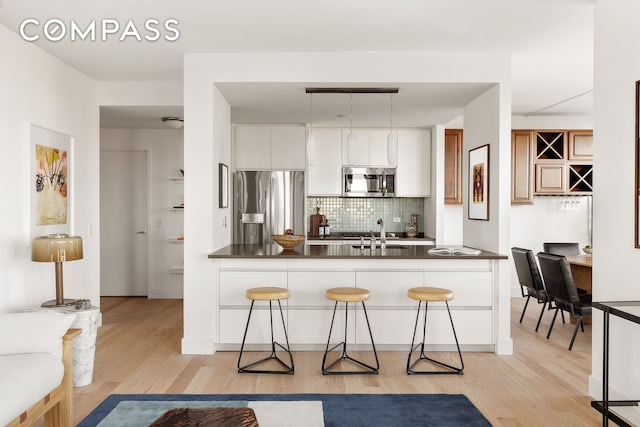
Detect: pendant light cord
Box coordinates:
(390, 93, 393, 132)
(350, 92, 353, 134)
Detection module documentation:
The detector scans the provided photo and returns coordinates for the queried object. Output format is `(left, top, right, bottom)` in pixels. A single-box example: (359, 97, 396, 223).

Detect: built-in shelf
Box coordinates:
(169, 207, 184, 212)
(169, 238, 184, 243)
(169, 267, 184, 275)
(169, 177, 184, 182)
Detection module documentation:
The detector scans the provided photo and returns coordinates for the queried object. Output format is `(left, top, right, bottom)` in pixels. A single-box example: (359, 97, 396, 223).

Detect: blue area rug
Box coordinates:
(78, 393, 492, 427)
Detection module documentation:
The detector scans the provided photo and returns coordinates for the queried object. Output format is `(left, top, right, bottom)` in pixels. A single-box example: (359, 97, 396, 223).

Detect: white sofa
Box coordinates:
(0, 312, 80, 427)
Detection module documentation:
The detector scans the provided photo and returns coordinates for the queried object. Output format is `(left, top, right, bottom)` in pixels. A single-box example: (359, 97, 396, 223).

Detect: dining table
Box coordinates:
(566, 254, 592, 293)
(565, 254, 592, 324)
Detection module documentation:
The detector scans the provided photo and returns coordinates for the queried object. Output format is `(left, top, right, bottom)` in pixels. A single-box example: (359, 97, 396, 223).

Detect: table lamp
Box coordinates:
(32, 233, 83, 307)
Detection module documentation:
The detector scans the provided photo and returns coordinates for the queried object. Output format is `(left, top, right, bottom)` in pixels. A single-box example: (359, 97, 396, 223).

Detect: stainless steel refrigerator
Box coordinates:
(233, 171, 305, 245)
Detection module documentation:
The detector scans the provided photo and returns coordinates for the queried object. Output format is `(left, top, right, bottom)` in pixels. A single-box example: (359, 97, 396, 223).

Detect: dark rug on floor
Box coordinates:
(78, 393, 492, 427)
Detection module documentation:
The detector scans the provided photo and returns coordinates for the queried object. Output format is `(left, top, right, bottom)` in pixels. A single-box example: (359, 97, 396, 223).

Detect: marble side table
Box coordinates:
(25, 305, 102, 387)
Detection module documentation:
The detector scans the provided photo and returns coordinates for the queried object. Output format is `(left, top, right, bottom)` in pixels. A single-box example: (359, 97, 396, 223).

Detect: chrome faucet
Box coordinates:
(377, 218, 386, 249)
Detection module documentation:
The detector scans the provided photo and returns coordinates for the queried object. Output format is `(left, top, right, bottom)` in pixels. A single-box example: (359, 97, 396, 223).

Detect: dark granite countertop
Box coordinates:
(208, 244, 507, 259)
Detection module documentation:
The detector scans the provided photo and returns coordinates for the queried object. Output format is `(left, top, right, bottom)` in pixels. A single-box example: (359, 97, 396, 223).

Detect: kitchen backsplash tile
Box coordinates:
(307, 197, 424, 234)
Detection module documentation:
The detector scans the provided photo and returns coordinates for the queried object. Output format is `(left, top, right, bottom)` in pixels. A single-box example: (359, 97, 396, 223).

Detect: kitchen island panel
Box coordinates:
(288, 308, 353, 347)
(211, 246, 505, 351)
(424, 271, 493, 307)
(287, 259, 355, 272)
(219, 270, 287, 306)
(287, 271, 354, 307)
(356, 271, 424, 307)
(360, 309, 492, 347)
(219, 307, 288, 345)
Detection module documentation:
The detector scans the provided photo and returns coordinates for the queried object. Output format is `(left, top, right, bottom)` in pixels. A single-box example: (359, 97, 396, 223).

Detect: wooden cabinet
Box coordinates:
(445, 129, 462, 204)
(307, 128, 343, 196)
(568, 130, 593, 160)
(233, 125, 305, 170)
(512, 129, 593, 196)
(396, 129, 431, 197)
(341, 129, 391, 166)
(535, 163, 566, 193)
(511, 131, 534, 204)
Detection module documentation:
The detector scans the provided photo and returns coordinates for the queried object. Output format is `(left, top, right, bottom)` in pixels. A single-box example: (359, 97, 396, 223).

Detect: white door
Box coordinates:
(100, 150, 148, 296)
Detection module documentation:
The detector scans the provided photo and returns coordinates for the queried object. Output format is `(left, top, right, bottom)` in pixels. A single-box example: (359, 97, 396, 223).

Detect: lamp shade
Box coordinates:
(32, 234, 83, 263)
(307, 132, 316, 165)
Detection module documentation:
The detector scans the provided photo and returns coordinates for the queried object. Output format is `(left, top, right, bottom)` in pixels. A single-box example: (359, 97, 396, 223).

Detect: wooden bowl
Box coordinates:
(271, 234, 305, 250)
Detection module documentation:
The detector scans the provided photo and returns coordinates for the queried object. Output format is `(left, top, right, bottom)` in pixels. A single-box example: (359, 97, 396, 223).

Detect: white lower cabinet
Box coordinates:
(216, 258, 496, 350)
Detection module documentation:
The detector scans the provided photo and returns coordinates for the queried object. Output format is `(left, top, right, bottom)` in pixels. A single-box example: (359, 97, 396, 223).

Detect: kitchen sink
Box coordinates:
(351, 245, 408, 250)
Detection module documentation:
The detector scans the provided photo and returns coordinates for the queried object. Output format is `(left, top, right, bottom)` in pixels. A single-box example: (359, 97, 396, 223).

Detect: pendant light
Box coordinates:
(346, 92, 356, 164)
(307, 93, 316, 165)
(387, 93, 397, 166)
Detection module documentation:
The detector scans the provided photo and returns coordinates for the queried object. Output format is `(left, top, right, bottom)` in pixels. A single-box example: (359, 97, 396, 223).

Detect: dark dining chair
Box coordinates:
(536, 252, 592, 351)
(511, 247, 549, 332)
(542, 242, 580, 257)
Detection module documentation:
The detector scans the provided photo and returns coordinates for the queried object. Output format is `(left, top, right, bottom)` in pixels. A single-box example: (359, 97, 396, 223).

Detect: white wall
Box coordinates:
(510, 196, 591, 294)
(426, 125, 444, 243)
(0, 25, 99, 312)
(100, 128, 184, 298)
(182, 51, 513, 355)
(462, 84, 513, 355)
(590, 0, 640, 401)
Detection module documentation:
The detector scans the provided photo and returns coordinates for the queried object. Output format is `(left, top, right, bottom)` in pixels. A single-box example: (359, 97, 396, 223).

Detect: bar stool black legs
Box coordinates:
(322, 287, 379, 375)
(237, 287, 294, 374)
(407, 287, 464, 375)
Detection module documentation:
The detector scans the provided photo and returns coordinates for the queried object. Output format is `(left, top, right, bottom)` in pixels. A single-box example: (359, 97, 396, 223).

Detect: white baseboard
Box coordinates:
(181, 336, 216, 355)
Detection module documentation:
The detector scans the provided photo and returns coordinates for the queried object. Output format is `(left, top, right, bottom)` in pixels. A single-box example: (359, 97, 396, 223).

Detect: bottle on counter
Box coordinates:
(319, 220, 325, 237)
(324, 220, 330, 236)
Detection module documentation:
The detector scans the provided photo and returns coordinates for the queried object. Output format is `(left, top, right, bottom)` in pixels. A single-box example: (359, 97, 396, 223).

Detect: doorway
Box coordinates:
(100, 149, 149, 296)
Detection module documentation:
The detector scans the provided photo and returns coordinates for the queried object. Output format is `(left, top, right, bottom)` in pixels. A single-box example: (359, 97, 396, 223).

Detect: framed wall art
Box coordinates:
(219, 163, 228, 208)
(27, 123, 75, 240)
(468, 144, 490, 221)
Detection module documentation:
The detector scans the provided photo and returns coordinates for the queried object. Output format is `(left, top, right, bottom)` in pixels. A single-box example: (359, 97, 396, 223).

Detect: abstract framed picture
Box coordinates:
(468, 144, 490, 221)
(219, 163, 228, 208)
(27, 123, 74, 240)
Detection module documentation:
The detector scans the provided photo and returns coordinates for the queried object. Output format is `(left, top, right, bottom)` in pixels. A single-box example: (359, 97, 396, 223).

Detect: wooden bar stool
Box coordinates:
(407, 287, 464, 375)
(322, 287, 379, 375)
(237, 286, 294, 374)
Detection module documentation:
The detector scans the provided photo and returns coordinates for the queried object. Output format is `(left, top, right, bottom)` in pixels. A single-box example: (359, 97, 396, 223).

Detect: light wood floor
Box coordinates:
(71, 296, 601, 426)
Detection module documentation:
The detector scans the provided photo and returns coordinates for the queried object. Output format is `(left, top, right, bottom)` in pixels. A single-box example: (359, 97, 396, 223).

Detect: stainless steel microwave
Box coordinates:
(342, 167, 395, 197)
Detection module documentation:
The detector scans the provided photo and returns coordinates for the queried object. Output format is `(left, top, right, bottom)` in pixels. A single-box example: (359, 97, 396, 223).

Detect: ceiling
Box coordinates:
(0, 0, 595, 128)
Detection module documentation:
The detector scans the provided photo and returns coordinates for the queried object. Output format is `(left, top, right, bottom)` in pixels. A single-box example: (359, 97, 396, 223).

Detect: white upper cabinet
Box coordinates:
(233, 125, 305, 171)
(233, 125, 271, 170)
(369, 130, 393, 166)
(307, 129, 343, 196)
(271, 126, 306, 170)
(341, 129, 393, 167)
(396, 129, 431, 196)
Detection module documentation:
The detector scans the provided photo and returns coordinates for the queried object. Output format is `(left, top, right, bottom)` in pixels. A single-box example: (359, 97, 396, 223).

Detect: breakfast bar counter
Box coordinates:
(209, 244, 508, 353)
(208, 243, 506, 259)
